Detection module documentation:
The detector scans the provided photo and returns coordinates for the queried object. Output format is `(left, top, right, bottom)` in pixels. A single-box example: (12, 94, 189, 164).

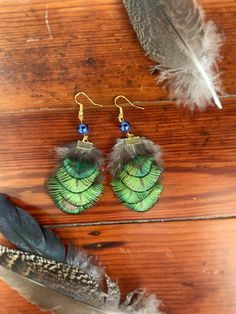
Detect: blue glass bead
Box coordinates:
(77, 123, 89, 135)
(120, 120, 131, 132)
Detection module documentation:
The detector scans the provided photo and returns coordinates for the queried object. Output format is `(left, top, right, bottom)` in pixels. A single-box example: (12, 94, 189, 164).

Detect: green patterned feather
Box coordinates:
(47, 158, 103, 214)
(122, 156, 153, 177)
(111, 155, 162, 212)
(55, 166, 99, 193)
(111, 179, 150, 203)
(124, 184, 163, 212)
(63, 158, 96, 179)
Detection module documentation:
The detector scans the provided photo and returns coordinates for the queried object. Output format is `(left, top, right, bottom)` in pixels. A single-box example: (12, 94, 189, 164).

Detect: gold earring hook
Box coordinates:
(75, 92, 103, 122)
(114, 95, 144, 122)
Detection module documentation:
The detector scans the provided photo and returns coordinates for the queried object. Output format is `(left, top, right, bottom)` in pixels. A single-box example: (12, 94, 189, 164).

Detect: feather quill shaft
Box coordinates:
(158, 4, 222, 109)
(123, 0, 223, 110)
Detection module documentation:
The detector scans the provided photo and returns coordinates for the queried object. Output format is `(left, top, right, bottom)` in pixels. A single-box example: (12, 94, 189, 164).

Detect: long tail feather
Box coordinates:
(0, 265, 161, 314)
(0, 195, 163, 313)
(123, 0, 223, 110)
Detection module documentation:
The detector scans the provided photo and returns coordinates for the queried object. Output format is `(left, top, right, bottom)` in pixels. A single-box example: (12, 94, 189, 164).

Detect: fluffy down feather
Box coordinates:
(108, 137, 162, 176)
(123, 0, 223, 110)
(56, 141, 104, 170)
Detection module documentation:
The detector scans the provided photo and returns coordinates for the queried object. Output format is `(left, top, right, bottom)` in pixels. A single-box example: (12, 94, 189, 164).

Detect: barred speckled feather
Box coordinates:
(0, 246, 104, 306)
(47, 141, 103, 214)
(109, 138, 163, 212)
(0, 246, 162, 314)
(0, 196, 163, 313)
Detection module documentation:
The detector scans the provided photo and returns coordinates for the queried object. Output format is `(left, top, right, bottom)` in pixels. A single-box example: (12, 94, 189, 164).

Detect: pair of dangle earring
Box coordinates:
(47, 93, 163, 214)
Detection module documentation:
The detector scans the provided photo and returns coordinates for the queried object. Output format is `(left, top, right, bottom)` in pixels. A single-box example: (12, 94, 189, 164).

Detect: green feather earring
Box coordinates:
(109, 96, 163, 212)
(47, 92, 104, 214)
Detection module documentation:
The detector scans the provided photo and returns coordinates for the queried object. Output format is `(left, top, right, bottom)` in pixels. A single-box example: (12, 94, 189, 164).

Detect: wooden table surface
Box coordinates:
(0, 0, 236, 313)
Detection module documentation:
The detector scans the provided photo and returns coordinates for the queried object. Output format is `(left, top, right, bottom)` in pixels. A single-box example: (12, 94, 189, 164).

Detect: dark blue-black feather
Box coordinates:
(0, 194, 65, 262)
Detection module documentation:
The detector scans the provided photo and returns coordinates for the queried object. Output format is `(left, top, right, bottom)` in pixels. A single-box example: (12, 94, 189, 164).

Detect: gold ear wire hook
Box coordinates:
(75, 92, 103, 122)
(114, 95, 144, 122)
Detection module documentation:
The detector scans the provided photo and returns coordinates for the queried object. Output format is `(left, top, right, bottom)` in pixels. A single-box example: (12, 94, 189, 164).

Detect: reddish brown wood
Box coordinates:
(0, 0, 234, 111)
(0, 1, 235, 313)
(0, 98, 235, 225)
(0, 219, 236, 313)
(0, 280, 50, 314)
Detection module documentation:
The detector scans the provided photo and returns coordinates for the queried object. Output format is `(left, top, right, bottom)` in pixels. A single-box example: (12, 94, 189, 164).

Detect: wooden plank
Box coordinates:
(0, 280, 50, 314)
(0, 219, 236, 313)
(0, 0, 235, 111)
(0, 98, 235, 225)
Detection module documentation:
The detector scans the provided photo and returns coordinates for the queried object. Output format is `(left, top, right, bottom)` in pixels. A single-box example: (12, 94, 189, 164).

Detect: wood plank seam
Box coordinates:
(0, 95, 235, 115)
(45, 215, 236, 229)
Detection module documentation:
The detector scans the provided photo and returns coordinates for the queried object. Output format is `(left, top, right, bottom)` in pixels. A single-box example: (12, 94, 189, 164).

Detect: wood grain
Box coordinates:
(0, 280, 50, 314)
(0, 1, 235, 313)
(0, 219, 236, 314)
(0, 98, 235, 225)
(0, 0, 235, 111)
